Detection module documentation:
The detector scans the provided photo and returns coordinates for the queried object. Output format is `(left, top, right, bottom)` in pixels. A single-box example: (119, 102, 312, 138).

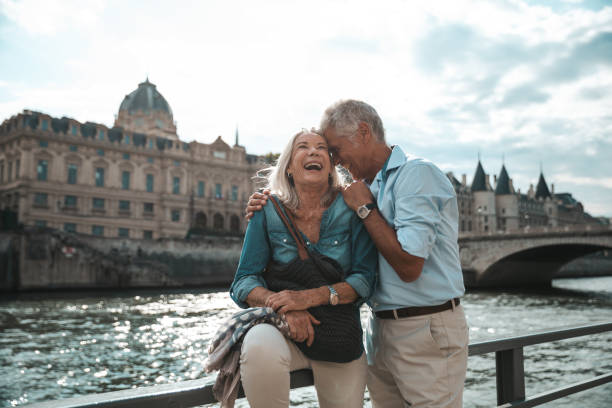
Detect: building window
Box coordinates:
(197, 181, 205, 197)
(123, 153, 130, 160)
(64, 195, 77, 207)
(171, 209, 180, 222)
(121, 171, 130, 190)
(230, 215, 240, 232)
(484, 215, 488, 222)
(64, 223, 76, 233)
(118, 228, 129, 238)
(502, 208, 506, 214)
(213, 151, 226, 159)
(144, 202, 154, 213)
(67, 164, 78, 184)
(468, 221, 472, 231)
(97, 149, 105, 156)
(0, 161, 4, 183)
(215, 183, 222, 199)
(37, 160, 48, 181)
(147, 157, 154, 164)
(143, 230, 153, 239)
(173, 160, 180, 167)
(92, 197, 105, 209)
(34, 192, 48, 206)
(39, 140, 48, 148)
(98, 129, 105, 140)
(148, 139, 154, 149)
(92, 225, 104, 236)
(69, 145, 78, 152)
(173, 177, 180, 194)
(125, 134, 131, 144)
(41, 119, 48, 130)
(95, 168, 104, 187)
(146, 174, 154, 192)
(231, 185, 238, 201)
(213, 213, 224, 230)
(35, 220, 47, 227)
(15, 159, 19, 179)
(7, 161, 12, 181)
(119, 200, 130, 211)
(71, 125, 78, 135)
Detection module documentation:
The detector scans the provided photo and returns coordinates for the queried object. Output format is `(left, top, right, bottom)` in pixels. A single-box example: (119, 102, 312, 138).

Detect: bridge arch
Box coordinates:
(476, 243, 609, 287)
(459, 229, 612, 287)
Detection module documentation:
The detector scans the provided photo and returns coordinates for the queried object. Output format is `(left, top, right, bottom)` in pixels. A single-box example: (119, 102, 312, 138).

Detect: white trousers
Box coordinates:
(366, 305, 469, 408)
(240, 323, 367, 408)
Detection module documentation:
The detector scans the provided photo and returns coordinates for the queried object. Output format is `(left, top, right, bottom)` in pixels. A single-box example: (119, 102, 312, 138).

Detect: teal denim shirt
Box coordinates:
(230, 194, 378, 308)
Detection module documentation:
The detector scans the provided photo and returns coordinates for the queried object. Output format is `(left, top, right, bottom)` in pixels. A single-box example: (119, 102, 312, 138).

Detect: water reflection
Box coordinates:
(1, 278, 611, 407)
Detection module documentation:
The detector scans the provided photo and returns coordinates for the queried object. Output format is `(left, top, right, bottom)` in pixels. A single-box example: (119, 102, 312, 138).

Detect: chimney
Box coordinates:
(509, 178, 515, 194)
(485, 174, 491, 190)
(494, 175, 497, 184)
(462, 174, 467, 186)
(528, 183, 535, 199)
(551, 183, 555, 195)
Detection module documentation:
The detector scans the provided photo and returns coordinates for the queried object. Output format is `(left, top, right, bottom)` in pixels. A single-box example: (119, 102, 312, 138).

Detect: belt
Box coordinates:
(375, 298, 460, 320)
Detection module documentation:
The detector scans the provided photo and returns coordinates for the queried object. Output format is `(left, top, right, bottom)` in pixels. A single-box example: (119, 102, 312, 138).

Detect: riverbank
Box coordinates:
(2, 228, 611, 292)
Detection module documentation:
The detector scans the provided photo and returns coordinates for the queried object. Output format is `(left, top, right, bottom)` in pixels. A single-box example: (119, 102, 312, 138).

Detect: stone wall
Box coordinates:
(1, 227, 242, 291)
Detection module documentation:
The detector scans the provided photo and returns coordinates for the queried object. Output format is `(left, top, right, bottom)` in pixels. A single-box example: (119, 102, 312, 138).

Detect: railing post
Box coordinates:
(496, 347, 525, 405)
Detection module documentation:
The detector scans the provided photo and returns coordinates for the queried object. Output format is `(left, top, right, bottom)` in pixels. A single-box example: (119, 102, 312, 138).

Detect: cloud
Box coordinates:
(0, 0, 611, 215)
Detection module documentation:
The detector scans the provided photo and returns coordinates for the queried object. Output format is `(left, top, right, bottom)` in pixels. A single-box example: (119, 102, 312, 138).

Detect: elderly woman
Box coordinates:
(229, 130, 377, 408)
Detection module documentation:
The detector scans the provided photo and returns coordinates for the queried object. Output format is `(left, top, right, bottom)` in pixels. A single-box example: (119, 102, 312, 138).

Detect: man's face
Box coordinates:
(324, 127, 366, 180)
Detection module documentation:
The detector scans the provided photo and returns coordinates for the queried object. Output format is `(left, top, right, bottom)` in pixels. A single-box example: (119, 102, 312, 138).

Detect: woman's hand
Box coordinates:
(266, 289, 321, 314)
(285, 310, 320, 346)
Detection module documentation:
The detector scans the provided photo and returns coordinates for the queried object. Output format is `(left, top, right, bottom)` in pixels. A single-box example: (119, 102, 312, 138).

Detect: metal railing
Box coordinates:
(23, 321, 612, 408)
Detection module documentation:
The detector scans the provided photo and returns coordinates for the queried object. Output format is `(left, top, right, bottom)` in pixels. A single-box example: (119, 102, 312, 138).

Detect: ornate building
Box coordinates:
(449, 160, 600, 234)
(0, 79, 262, 239)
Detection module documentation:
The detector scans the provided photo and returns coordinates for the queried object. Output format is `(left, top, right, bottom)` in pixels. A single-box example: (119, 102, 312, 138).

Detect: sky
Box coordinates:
(0, 0, 611, 216)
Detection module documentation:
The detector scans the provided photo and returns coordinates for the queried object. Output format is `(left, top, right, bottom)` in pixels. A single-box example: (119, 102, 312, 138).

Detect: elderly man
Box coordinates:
(248, 100, 468, 408)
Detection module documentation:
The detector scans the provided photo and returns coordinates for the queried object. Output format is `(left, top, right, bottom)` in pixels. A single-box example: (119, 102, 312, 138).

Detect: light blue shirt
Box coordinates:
(369, 146, 465, 311)
(230, 194, 378, 308)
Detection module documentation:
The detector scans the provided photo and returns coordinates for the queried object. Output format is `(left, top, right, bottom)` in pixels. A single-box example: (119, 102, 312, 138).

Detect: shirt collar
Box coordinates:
(375, 145, 407, 184)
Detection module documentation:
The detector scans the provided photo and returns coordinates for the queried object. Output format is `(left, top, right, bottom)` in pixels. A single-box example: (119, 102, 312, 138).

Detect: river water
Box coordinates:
(1, 277, 611, 407)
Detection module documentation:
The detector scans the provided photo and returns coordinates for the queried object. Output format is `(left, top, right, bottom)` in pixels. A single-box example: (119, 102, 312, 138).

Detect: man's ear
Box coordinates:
(357, 122, 372, 145)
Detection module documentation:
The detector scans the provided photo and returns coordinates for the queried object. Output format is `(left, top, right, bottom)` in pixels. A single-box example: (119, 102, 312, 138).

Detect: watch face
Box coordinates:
(357, 205, 369, 219)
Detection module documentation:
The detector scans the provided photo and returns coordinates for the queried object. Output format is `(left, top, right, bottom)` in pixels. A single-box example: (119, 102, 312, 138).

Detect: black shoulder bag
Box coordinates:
(263, 196, 363, 363)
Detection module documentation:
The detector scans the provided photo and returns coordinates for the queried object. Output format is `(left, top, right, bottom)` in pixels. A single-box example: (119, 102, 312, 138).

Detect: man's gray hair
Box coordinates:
(319, 99, 385, 142)
(259, 129, 343, 210)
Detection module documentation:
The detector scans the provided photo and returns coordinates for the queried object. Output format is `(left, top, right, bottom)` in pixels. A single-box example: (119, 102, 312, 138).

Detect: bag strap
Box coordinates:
(268, 196, 309, 260)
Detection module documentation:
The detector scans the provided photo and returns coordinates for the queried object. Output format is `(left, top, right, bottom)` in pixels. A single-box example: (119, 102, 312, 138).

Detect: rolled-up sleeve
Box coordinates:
(229, 210, 270, 308)
(393, 164, 455, 259)
(345, 213, 378, 304)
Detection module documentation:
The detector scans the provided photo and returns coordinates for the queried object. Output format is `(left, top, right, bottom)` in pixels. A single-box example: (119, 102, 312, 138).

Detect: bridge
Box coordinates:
(458, 225, 612, 287)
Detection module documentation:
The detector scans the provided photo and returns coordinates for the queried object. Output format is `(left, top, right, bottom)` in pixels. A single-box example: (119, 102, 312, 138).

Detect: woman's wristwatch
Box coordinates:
(327, 285, 339, 306)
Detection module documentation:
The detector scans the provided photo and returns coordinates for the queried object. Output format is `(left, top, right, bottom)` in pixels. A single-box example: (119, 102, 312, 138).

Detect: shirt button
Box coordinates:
(283, 238, 287, 243)
(306, 242, 310, 246)
(333, 240, 338, 245)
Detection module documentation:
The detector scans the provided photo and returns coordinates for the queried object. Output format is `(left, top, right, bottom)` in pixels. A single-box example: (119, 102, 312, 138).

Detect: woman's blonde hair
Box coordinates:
(257, 129, 344, 210)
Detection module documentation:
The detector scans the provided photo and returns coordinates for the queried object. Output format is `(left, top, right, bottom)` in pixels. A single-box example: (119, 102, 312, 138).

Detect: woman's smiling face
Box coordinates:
(287, 132, 332, 188)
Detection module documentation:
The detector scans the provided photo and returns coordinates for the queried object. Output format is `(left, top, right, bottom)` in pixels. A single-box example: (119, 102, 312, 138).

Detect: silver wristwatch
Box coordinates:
(356, 202, 377, 219)
(327, 285, 339, 306)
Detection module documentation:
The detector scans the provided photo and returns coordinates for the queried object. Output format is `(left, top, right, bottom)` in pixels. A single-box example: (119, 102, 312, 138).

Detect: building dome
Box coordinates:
(114, 78, 178, 140)
(119, 78, 173, 117)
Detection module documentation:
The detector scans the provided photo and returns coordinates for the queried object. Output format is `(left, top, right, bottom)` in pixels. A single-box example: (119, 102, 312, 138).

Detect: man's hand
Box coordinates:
(342, 181, 375, 211)
(245, 189, 270, 220)
(285, 310, 320, 346)
(266, 289, 323, 314)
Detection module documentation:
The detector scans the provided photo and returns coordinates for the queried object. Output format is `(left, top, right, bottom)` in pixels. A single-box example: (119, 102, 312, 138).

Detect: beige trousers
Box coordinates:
(365, 305, 469, 408)
(239, 323, 367, 408)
